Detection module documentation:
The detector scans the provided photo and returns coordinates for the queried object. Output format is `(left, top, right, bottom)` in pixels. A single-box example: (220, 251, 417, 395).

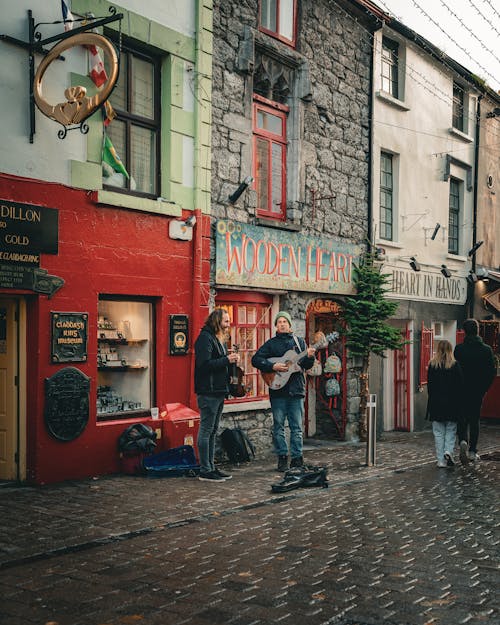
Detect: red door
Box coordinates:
(394, 326, 411, 431)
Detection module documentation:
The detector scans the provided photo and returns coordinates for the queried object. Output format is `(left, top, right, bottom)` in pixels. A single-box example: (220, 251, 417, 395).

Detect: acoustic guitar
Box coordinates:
(260, 332, 337, 391)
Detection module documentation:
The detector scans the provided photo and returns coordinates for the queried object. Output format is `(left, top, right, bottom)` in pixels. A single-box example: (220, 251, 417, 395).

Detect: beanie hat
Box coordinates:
(274, 311, 292, 326)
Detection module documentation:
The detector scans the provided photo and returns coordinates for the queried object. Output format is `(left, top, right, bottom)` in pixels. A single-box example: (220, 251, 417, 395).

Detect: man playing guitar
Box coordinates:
(251, 311, 316, 472)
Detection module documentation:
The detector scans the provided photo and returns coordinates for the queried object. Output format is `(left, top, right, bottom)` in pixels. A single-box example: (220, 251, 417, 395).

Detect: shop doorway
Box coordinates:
(0, 297, 23, 481)
(305, 300, 346, 440)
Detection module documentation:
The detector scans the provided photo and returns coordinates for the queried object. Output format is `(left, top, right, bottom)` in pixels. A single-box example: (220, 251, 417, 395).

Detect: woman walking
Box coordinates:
(426, 340, 464, 467)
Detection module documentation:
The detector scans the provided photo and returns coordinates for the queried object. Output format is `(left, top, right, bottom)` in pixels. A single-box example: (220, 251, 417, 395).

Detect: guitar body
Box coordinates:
(261, 350, 306, 391)
(259, 332, 336, 391)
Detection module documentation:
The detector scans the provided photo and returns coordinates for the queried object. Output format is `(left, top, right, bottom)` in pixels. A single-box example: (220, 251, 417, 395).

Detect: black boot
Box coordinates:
(277, 455, 288, 472)
(290, 456, 304, 468)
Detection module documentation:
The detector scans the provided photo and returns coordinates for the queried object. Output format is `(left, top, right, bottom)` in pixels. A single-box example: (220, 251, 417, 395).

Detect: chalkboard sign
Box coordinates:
(45, 367, 90, 441)
(51, 312, 88, 363)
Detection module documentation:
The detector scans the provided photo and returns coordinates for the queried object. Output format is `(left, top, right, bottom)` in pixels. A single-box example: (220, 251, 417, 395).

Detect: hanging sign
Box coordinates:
(169, 315, 189, 355)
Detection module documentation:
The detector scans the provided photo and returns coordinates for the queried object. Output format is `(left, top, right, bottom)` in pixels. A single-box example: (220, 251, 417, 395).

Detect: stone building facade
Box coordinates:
(210, 0, 383, 457)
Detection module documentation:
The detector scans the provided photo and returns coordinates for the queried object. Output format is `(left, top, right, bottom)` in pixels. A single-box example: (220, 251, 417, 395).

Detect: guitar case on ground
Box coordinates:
(271, 465, 329, 493)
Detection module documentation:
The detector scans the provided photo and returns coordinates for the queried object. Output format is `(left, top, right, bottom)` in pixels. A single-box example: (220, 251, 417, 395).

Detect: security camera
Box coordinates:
(184, 215, 196, 227)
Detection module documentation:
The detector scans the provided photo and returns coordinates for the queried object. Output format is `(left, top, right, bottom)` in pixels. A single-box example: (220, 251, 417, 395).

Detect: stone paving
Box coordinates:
(0, 425, 499, 625)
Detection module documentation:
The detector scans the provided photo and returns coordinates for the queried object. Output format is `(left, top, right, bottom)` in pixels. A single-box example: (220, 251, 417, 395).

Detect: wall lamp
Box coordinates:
(424, 222, 445, 245)
(468, 240, 484, 257)
(409, 256, 421, 272)
(440, 264, 451, 278)
(467, 270, 478, 284)
(228, 176, 254, 205)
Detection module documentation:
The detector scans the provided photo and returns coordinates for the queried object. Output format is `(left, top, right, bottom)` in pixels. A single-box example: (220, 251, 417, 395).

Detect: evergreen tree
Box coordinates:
(343, 251, 404, 439)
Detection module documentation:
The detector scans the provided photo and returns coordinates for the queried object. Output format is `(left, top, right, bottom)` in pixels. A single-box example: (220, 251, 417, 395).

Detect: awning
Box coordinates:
(487, 269, 500, 282)
(483, 288, 500, 314)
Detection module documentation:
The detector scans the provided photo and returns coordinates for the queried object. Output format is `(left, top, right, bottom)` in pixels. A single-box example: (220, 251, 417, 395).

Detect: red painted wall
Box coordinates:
(0, 174, 211, 484)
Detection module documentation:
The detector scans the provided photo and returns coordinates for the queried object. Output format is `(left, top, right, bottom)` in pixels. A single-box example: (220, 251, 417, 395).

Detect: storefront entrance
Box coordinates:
(0, 297, 25, 481)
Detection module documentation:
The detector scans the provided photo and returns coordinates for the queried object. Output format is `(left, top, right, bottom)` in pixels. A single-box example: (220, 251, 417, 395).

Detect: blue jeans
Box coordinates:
(432, 421, 457, 464)
(270, 396, 304, 459)
(196, 394, 225, 473)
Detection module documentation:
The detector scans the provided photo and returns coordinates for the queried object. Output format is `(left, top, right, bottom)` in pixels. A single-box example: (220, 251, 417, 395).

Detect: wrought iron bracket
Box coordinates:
(0, 7, 122, 142)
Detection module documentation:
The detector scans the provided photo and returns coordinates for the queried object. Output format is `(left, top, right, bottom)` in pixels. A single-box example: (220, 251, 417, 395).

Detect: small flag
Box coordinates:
(87, 44, 108, 88)
(61, 0, 74, 31)
(102, 135, 129, 178)
(102, 100, 116, 127)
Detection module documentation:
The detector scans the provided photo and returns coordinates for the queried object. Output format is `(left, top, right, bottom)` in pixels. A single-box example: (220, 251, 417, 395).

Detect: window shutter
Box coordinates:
(419, 322, 434, 386)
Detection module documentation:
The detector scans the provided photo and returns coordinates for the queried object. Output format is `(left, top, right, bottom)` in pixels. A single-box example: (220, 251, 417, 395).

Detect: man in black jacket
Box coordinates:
(454, 319, 496, 464)
(194, 308, 240, 481)
(252, 311, 315, 472)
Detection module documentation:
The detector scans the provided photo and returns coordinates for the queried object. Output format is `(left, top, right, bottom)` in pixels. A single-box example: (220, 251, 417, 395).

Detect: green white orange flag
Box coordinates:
(102, 134, 129, 178)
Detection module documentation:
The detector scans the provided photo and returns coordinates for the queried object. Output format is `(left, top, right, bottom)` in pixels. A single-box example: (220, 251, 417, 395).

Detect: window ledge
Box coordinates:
(376, 91, 410, 111)
(448, 127, 473, 143)
(446, 253, 468, 263)
(96, 190, 183, 217)
(223, 399, 271, 413)
(255, 217, 301, 231)
(376, 239, 403, 250)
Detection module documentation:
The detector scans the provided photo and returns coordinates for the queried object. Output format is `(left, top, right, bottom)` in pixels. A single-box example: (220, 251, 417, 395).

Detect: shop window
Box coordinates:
(217, 292, 273, 401)
(253, 96, 288, 220)
(259, 0, 297, 47)
(97, 297, 154, 421)
(103, 44, 160, 197)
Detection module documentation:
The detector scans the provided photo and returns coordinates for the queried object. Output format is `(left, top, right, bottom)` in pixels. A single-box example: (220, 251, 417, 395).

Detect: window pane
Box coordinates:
(257, 110, 283, 134)
(108, 53, 127, 111)
(131, 126, 156, 194)
(453, 84, 464, 131)
(261, 0, 276, 31)
(271, 142, 283, 214)
(256, 137, 270, 211)
(247, 306, 257, 324)
(279, 0, 294, 40)
(131, 57, 154, 119)
(380, 152, 393, 241)
(104, 121, 127, 188)
(237, 306, 246, 324)
(448, 179, 460, 254)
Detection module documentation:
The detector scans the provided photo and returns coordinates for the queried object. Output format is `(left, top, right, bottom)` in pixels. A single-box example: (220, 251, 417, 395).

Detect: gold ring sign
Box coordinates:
(33, 33, 119, 127)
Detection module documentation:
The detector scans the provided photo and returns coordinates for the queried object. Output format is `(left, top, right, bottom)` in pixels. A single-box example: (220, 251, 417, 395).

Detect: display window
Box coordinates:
(96, 297, 154, 421)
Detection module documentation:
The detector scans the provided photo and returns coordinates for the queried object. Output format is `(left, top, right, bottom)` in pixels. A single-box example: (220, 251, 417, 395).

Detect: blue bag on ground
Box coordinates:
(142, 445, 200, 477)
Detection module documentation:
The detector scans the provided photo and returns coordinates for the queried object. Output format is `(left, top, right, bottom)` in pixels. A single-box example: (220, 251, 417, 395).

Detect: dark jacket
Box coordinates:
(251, 332, 315, 398)
(194, 327, 230, 396)
(426, 361, 464, 422)
(454, 335, 496, 398)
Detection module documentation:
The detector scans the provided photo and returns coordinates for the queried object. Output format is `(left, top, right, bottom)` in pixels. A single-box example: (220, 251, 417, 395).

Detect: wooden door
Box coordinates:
(0, 298, 18, 480)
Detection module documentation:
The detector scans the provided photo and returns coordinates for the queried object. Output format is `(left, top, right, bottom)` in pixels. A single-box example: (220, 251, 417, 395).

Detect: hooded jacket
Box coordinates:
(194, 327, 230, 396)
(426, 361, 464, 422)
(251, 332, 314, 398)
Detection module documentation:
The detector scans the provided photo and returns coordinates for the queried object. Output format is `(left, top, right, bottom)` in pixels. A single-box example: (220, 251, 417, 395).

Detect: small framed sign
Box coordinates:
(169, 314, 189, 355)
(51, 312, 88, 363)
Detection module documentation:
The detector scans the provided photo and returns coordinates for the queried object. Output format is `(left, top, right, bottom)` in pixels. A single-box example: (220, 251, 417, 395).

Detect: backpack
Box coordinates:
(324, 354, 342, 374)
(220, 428, 256, 464)
(325, 377, 341, 397)
(118, 423, 157, 454)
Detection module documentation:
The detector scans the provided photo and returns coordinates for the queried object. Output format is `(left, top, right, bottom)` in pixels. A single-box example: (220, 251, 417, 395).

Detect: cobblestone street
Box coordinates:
(0, 426, 499, 625)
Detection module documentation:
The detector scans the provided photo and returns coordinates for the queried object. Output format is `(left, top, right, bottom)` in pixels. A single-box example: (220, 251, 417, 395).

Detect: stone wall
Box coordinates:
(212, 0, 374, 452)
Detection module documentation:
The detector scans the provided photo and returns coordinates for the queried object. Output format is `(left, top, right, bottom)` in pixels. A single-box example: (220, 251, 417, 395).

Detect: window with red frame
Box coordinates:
(259, 0, 297, 47)
(217, 292, 273, 401)
(253, 96, 288, 220)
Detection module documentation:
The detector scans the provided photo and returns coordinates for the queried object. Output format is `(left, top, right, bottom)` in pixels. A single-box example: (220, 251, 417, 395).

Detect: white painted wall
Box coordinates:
(372, 27, 477, 283)
(115, 0, 195, 36)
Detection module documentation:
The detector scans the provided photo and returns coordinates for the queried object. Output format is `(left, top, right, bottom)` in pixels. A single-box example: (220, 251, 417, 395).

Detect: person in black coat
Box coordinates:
(426, 340, 464, 468)
(454, 319, 496, 464)
(251, 311, 315, 472)
(194, 308, 240, 482)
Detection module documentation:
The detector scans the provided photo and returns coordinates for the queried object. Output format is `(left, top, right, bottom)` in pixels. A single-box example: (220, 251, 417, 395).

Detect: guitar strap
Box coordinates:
(292, 334, 302, 353)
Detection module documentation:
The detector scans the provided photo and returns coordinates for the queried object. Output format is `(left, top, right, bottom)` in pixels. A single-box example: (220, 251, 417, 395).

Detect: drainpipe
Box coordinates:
(367, 27, 377, 248)
(190, 207, 203, 411)
(469, 94, 482, 317)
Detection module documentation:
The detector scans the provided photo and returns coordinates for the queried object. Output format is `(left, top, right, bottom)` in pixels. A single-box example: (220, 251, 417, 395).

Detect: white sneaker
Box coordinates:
(444, 452, 455, 467)
(459, 440, 469, 465)
(468, 451, 480, 462)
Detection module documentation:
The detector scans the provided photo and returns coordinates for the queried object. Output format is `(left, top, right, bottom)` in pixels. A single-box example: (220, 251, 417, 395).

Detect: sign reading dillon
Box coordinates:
(216, 220, 361, 294)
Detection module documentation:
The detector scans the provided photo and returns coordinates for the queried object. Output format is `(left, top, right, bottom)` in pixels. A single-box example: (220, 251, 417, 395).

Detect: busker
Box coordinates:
(454, 319, 496, 464)
(194, 308, 240, 482)
(426, 340, 464, 467)
(251, 311, 315, 472)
